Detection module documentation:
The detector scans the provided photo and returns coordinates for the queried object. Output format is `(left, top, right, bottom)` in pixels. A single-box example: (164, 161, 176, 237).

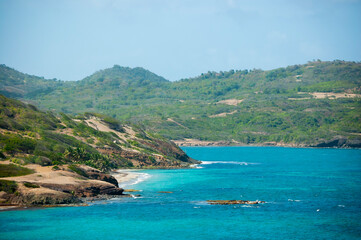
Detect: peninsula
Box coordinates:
(0, 95, 198, 208)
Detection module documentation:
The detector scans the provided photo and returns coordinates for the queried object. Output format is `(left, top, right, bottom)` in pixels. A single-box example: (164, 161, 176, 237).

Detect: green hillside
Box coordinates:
(1, 60, 360, 147)
(0, 64, 62, 98)
(0, 95, 196, 171)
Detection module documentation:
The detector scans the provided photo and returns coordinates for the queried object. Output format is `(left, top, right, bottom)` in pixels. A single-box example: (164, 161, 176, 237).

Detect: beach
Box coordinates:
(111, 170, 150, 188)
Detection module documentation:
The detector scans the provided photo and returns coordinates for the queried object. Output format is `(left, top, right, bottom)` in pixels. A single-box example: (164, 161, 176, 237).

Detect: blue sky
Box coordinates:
(0, 0, 360, 81)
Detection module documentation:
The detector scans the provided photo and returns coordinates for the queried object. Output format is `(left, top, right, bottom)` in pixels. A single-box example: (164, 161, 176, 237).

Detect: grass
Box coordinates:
(0, 164, 34, 177)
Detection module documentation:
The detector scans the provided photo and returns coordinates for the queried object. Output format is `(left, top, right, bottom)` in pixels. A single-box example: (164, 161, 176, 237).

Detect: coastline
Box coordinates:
(173, 138, 361, 149)
(173, 140, 305, 148)
(0, 169, 150, 211)
(111, 169, 150, 188)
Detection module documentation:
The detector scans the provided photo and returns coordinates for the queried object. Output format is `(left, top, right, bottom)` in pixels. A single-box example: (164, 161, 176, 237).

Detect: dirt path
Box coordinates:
(209, 110, 237, 118)
(167, 118, 188, 129)
(217, 99, 244, 106)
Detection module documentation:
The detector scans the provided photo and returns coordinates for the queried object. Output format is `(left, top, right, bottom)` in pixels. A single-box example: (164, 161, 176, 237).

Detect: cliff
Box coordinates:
(0, 163, 125, 207)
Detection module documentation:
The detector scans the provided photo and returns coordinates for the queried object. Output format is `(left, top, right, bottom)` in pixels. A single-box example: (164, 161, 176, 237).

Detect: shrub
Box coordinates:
(68, 164, 88, 178)
(2, 135, 36, 154)
(0, 180, 17, 193)
(52, 165, 60, 171)
(34, 156, 52, 166)
(0, 119, 11, 130)
(23, 182, 40, 188)
(103, 116, 125, 132)
(10, 158, 25, 165)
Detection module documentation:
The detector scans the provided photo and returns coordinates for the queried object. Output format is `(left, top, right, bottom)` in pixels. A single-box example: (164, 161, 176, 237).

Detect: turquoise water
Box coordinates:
(1, 147, 361, 240)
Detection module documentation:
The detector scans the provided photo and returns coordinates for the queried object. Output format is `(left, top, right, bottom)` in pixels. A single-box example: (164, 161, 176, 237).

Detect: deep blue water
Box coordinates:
(1, 147, 361, 240)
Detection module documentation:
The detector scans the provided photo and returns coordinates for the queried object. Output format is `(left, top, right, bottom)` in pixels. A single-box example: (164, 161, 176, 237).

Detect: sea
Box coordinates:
(1, 147, 360, 240)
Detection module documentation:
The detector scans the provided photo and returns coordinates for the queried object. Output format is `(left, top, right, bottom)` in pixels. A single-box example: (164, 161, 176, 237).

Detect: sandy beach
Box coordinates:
(111, 170, 150, 188)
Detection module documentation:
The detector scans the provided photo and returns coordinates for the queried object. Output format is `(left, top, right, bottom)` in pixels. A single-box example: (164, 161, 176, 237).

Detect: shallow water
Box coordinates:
(1, 147, 360, 240)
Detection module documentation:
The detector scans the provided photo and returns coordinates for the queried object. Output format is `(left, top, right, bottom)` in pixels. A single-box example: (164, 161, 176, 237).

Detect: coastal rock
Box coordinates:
(312, 138, 361, 148)
(8, 191, 79, 206)
(86, 171, 119, 187)
(38, 182, 124, 198)
(207, 200, 265, 205)
(74, 165, 119, 187)
(124, 189, 141, 192)
(0, 163, 128, 207)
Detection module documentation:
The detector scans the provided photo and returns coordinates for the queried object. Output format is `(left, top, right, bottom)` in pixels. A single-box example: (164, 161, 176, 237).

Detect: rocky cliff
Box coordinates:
(0, 163, 127, 207)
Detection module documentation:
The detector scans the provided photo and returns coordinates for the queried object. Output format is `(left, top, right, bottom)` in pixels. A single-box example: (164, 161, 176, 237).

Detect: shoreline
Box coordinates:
(111, 169, 151, 188)
(173, 140, 361, 149)
(0, 170, 150, 212)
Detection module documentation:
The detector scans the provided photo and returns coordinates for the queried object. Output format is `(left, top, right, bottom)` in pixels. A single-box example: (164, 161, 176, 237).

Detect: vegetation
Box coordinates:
(0, 60, 360, 146)
(23, 182, 40, 188)
(0, 164, 34, 177)
(68, 164, 89, 178)
(0, 180, 18, 193)
(0, 95, 193, 172)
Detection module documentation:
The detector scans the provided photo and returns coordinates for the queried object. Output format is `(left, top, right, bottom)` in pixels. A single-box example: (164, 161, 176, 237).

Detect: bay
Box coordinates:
(1, 147, 360, 240)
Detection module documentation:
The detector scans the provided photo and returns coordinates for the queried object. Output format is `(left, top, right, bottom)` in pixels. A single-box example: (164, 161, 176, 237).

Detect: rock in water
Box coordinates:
(206, 200, 265, 205)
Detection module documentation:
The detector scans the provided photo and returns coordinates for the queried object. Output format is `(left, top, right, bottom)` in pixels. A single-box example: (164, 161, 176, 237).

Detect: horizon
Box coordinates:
(1, 0, 361, 81)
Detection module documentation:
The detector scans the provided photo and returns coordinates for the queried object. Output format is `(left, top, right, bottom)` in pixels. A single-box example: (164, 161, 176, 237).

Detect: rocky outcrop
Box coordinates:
(123, 189, 141, 192)
(38, 181, 124, 198)
(87, 172, 119, 187)
(7, 191, 79, 206)
(0, 164, 129, 207)
(312, 138, 361, 148)
(140, 138, 198, 164)
(77, 165, 119, 187)
(207, 200, 265, 205)
(0, 179, 126, 207)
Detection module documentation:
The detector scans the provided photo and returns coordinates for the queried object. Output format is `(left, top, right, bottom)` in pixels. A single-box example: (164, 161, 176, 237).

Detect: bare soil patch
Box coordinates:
(216, 99, 244, 106)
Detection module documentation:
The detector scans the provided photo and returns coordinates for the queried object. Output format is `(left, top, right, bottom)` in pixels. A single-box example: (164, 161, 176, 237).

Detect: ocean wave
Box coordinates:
(190, 164, 204, 169)
(118, 172, 151, 188)
(200, 161, 257, 166)
(130, 194, 143, 199)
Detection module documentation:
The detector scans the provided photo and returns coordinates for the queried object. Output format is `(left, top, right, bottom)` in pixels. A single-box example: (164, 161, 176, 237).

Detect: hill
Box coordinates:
(1, 60, 361, 147)
(0, 95, 195, 169)
(0, 64, 62, 99)
(0, 95, 197, 206)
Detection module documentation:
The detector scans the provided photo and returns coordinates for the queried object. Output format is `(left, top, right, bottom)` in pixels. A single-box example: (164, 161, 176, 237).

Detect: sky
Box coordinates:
(0, 0, 360, 81)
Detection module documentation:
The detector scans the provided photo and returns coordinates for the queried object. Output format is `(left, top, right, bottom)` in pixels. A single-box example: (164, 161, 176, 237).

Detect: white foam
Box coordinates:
(241, 205, 252, 208)
(117, 172, 151, 188)
(130, 194, 143, 199)
(190, 164, 204, 169)
(200, 161, 256, 166)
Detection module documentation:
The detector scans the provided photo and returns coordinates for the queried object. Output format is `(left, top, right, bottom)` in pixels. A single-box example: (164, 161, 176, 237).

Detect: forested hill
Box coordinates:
(1, 60, 360, 147)
(0, 64, 61, 99)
